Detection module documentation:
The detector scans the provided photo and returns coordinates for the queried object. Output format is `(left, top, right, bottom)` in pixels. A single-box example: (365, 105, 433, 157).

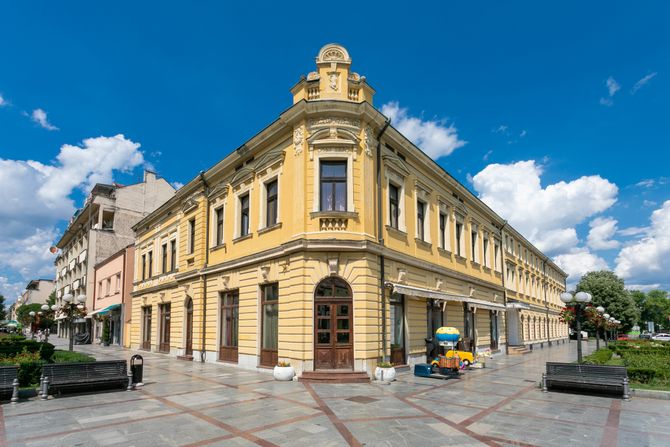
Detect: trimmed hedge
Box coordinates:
(582, 345, 670, 387)
(0, 351, 44, 387)
(0, 337, 54, 361)
(583, 349, 613, 365)
(52, 350, 95, 363)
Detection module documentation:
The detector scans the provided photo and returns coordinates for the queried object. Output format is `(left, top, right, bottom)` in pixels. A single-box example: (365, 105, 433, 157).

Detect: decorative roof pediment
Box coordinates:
(182, 198, 198, 214)
(253, 144, 286, 174)
(382, 151, 410, 177)
(230, 166, 254, 189)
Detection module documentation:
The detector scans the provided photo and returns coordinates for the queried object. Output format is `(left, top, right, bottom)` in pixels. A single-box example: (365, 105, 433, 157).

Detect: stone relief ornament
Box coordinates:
(363, 125, 374, 157)
(323, 48, 345, 61)
(328, 72, 339, 91)
(293, 126, 304, 156)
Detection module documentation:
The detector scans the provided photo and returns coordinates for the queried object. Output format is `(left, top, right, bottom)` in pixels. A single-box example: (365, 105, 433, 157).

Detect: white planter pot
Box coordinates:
(374, 367, 396, 382)
(273, 366, 295, 381)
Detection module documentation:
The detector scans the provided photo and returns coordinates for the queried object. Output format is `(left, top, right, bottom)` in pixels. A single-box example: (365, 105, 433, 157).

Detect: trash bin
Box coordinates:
(130, 354, 144, 385)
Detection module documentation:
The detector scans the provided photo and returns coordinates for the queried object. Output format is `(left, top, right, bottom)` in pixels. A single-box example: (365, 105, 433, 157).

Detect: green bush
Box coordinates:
(0, 338, 54, 361)
(0, 351, 44, 387)
(582, 348, 613, 365)
(52, 350, 95, 363)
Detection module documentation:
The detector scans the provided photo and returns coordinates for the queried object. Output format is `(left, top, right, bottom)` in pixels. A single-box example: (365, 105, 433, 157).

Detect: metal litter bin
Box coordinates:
(130, 354, 144, 385)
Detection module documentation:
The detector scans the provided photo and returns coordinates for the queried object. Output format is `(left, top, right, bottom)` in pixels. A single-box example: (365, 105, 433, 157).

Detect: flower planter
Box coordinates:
(374, 366, 396, 382)
(273, 365, 295, 381)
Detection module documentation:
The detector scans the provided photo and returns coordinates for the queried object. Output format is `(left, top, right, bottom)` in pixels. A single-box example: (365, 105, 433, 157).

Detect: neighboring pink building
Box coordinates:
(91, 244, 135, 346)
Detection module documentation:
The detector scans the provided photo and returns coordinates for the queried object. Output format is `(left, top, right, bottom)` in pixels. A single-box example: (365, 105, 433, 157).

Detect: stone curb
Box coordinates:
(631, 388, 670, 400)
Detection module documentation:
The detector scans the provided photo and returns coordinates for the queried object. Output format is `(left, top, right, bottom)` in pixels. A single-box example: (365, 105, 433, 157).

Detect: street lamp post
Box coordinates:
(61, 293, 87, 351)
(595, 306, 605, 350)
(560, 291, 592, 363)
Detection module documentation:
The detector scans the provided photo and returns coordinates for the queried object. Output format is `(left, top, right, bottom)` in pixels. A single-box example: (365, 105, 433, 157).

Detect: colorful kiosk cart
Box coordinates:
(414, 327, 464, 380)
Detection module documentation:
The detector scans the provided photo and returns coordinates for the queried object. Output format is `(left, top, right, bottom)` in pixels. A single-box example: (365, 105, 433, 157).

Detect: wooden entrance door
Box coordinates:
(185, 298, 193, 356)
(141, 306, 152, 350)
(390, 293, 405, 365)
(159, 303, 171, 353)
(219, 291, 239, 362)
(314, 278, 353, 370)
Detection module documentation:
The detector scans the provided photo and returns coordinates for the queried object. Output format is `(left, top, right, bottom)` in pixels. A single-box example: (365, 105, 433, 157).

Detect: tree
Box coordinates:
(0, 294, 6, 321)
(576, 271, 640, 331)
(16, 303, 43, 327)
(640, 290, 670, 330)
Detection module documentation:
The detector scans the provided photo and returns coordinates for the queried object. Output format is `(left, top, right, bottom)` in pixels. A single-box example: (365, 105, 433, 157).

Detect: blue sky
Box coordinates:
(1, 1, 669, 302)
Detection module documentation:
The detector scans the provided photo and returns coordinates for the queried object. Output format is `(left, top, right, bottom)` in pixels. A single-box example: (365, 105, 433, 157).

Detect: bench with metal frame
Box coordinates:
(542, 362, 630, 400)
(0, 365, 19, 403)
(40, 360, 132, 399)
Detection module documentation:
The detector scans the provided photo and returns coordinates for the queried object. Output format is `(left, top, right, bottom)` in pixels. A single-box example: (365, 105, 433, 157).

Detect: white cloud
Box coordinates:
(636, 179, 656, 188)
(519, 130, 527, 138)
(587, 217, 620, 250)
(483, 149, 493, 161)
(493, 125, 508, 134)
(0, 95, 7, 107)
(554, 248, 609, 288)
(381, 101, 466, 159)
(618, 226, 648, 237)
(627, 283, 661, 292)
(615, 200, 670, 286)
(643, 200, 657, 208)
(0, 276, 25, 304)
(600, 76, 621, 106)
(0, 134, 145, 281)
(31, 108, 58, 130)
(171, 181, 184, 190)
(472, 160, 618, 254)
(606, 76, 621, 97)
(631, 72, 657, 94)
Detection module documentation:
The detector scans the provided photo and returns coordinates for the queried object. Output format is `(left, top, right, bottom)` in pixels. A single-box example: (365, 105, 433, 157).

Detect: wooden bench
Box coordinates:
(542, 362, 630, 400)
(0, 366, 19, 403)
(40, 360, 131, 398)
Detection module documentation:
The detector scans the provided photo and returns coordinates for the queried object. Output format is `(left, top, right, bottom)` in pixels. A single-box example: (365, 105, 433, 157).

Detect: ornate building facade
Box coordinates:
(130, 44, 568, 378)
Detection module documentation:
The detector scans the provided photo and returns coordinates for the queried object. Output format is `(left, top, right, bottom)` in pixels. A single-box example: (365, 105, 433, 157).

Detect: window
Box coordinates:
(141, 306, 152, 350)
(494, 240, 501, 271)
(455, 221, 463, 257)
(239, 193, 250, 237)
(483, 236, 490, 267)
(147, 251, 153, 278)
(389, 184, 399, 229)
(320, 161, 347, 211)
(215, 206, 224, 245)
(106, 278, 111, 296)
(439, 213, 447, 249)
(188, 218, 196, 254)
(141, 254, 146, 280)
(266, 180, 278, 227)
(161, 243, 168, 273)
(98, 281, 103, 298)
(219, 291, 239, 362)
(116, 273, 121, 292)
(101, 210, 114, 230)
(471, 227, 478, 263)
(260, 283, 279, 367)
(170, 240, 177, 271)
(417, 200, 426, 241)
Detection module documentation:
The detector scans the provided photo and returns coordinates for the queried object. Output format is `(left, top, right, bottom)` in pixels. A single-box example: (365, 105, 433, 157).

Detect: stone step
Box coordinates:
(508, 346, 532, 355)
(299, 371, 370, 383)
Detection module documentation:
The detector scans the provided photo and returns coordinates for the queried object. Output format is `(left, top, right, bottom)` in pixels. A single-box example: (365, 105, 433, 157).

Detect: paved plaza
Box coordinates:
(1, 339, 668, 447)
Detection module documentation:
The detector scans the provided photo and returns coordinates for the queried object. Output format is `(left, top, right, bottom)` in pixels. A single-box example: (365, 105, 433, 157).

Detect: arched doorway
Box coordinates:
(314, 277, 353, 370)
(185, 297, 193, 356)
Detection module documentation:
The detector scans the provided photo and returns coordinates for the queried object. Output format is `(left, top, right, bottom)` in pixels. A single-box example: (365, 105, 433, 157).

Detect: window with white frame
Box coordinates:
(265, 179, 278, 227)
(188, 218, 195, 254)
(437, 201, 450, 251)
(386, 167, 406, 231)
(455, 216, 465, 257)
(320, 160, 347, 211)
(483, 232, 490, 267)
(215, 206, 224, 245)
(239, 193, 250, 237)
(470, 223, 479, 263)
(494, 239, 502, 272)
(416, 200, 426, 241)
(116, 273, 121, 292)
(414, 183, 431, 243)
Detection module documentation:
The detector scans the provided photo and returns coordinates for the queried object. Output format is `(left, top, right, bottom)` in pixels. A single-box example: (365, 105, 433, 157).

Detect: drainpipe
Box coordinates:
(199, 171, 210, 363)
(499, 222, 509, 355)
(376, 118, 391, 363)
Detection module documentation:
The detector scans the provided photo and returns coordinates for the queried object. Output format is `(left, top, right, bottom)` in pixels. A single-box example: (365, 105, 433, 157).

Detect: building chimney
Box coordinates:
(143, 170, 156, 183)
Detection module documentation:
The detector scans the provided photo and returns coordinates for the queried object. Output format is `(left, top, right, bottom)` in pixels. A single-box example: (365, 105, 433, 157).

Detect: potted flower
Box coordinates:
(273, 361, 295, 381)
(374, 361, 396, 382)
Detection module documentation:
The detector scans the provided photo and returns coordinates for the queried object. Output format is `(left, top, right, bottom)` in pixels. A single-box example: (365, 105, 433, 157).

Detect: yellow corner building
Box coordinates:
(130, 44, 568, 379)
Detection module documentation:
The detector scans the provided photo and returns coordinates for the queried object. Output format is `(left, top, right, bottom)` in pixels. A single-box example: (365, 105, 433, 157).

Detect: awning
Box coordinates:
(387, 282, 506, 312)
(506, 301, 531, 310)
(87, 303, 122, 317)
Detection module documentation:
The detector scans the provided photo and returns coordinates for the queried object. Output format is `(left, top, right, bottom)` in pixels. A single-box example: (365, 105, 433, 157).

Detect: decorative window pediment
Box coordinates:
(383, 151, 410, 177)
(230, 166, 254, 191)
(182, 198, 198, 214)
(254, 143, 286, 175)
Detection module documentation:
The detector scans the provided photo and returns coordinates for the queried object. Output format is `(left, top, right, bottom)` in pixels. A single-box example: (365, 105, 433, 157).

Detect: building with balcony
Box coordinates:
(130, 44, 568, 379)
(54, 171, 175, 340)
(16, 279, 55, 307)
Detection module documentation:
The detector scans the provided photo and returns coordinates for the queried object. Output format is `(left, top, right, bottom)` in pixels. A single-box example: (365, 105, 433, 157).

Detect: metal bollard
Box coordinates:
(541, 373, 548, 392)
(40, 376, 49, 400)
(127, 370, 134, 391)
(38, 374, 44, 397)
(622, 377, 631, 401)
(11, 378, 19, 403)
